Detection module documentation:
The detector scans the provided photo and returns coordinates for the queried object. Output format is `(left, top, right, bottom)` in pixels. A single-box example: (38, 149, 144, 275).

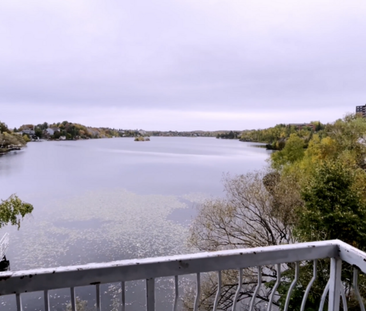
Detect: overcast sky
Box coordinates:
(1, 0, 365, 130)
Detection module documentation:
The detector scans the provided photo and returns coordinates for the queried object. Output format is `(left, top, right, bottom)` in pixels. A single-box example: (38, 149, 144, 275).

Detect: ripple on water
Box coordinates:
(3, 188, 208, 270)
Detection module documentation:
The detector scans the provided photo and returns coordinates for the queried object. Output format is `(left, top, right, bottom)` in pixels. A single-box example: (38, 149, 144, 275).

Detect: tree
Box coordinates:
(0, 195, 33, 229)
(53, 131, 61, 139)
(22, 134, 30, 143)
(287, 159, 366, 311)
(0, 122, 10, 133)
(35, 127, 43, 138)
(189, 172, 295, 251)
(186, 171, 298, 310)
(271, 134, 305, 170)
(295, 160, 366, 249)
(275, 115, 366, 310)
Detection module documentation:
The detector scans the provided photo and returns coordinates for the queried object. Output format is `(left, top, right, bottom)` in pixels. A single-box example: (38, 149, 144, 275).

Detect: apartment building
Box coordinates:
(356, 104, 366, 117)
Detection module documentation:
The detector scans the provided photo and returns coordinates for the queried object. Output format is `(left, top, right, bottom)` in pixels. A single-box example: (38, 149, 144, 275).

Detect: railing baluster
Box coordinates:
(249, 266, 262, 311)
(353, 268, 365, 311)
(121, 281, 126, 311)
(213, 271, 222, 310)
(267, 264, 281, 311)
(328, 258, 342, 311)
(340, 284, 348, 311)
(319, 279, 330, 311)
(193, 273, 201, 311)
(300, 260, 317, 311)
(232, 269, 243, 311)
(96, 284, 101, 311)
(15, 293, 22, 311)
(146, 278, 155, 311)
(44, 290, 50, 311)
(173, 275, 179, 311)
(70, 287, 76, 311)
(284, 262, 299, 311)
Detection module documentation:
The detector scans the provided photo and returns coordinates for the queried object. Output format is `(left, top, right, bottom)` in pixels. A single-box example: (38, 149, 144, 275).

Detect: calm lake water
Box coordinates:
(0, 137, 270, 310)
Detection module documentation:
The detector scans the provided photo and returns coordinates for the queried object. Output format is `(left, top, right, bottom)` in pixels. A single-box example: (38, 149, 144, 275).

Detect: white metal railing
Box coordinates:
(0, 240, 366, 310)
(0, 232, 9, 260)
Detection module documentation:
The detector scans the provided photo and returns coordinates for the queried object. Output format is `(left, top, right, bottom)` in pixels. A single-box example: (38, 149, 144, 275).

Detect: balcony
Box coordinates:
(0, 239, 365, 311)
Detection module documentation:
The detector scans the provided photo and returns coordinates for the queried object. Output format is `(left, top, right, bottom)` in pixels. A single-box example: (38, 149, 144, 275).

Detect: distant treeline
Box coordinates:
(239, 122, 325, 150)
(14, 121, 150, 141)
(6, 120, 328, 153)
(216, 131, 240, 139)
(14, 122, 232, 141)
(148, 130, 216, 137)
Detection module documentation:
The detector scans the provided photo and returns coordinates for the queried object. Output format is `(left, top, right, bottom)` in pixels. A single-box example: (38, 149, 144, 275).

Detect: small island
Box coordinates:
(134, 136, 150, 141)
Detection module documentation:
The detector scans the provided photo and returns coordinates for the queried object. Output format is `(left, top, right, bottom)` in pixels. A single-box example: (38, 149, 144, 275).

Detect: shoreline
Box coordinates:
(0, 145, 23, 155)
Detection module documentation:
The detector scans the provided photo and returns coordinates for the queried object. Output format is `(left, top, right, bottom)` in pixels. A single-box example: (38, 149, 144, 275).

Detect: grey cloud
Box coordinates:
(1, 0, 366, 129)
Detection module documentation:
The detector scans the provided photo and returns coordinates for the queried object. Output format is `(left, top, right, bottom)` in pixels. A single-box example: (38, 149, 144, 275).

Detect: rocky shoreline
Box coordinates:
(0, 145, 23, 155)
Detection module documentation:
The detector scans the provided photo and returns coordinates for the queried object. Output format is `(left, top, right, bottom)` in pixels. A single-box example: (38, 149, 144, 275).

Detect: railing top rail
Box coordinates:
(337, 240, 366, 274)
(0, 240, 339, 296)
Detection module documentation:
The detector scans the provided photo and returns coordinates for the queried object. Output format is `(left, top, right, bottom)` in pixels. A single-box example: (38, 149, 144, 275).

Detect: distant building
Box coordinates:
(45, 128, 55, 136)
(356, 104, 366, 117)
(21, 129, 35, 135)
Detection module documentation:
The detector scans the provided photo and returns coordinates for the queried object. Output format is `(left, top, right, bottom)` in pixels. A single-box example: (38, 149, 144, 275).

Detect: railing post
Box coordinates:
(328, 257, 342, 311)
(146, 278, 155, 311)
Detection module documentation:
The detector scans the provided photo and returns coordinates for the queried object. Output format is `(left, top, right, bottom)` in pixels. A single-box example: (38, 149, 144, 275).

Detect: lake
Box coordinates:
(0, 137, 270, 310)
